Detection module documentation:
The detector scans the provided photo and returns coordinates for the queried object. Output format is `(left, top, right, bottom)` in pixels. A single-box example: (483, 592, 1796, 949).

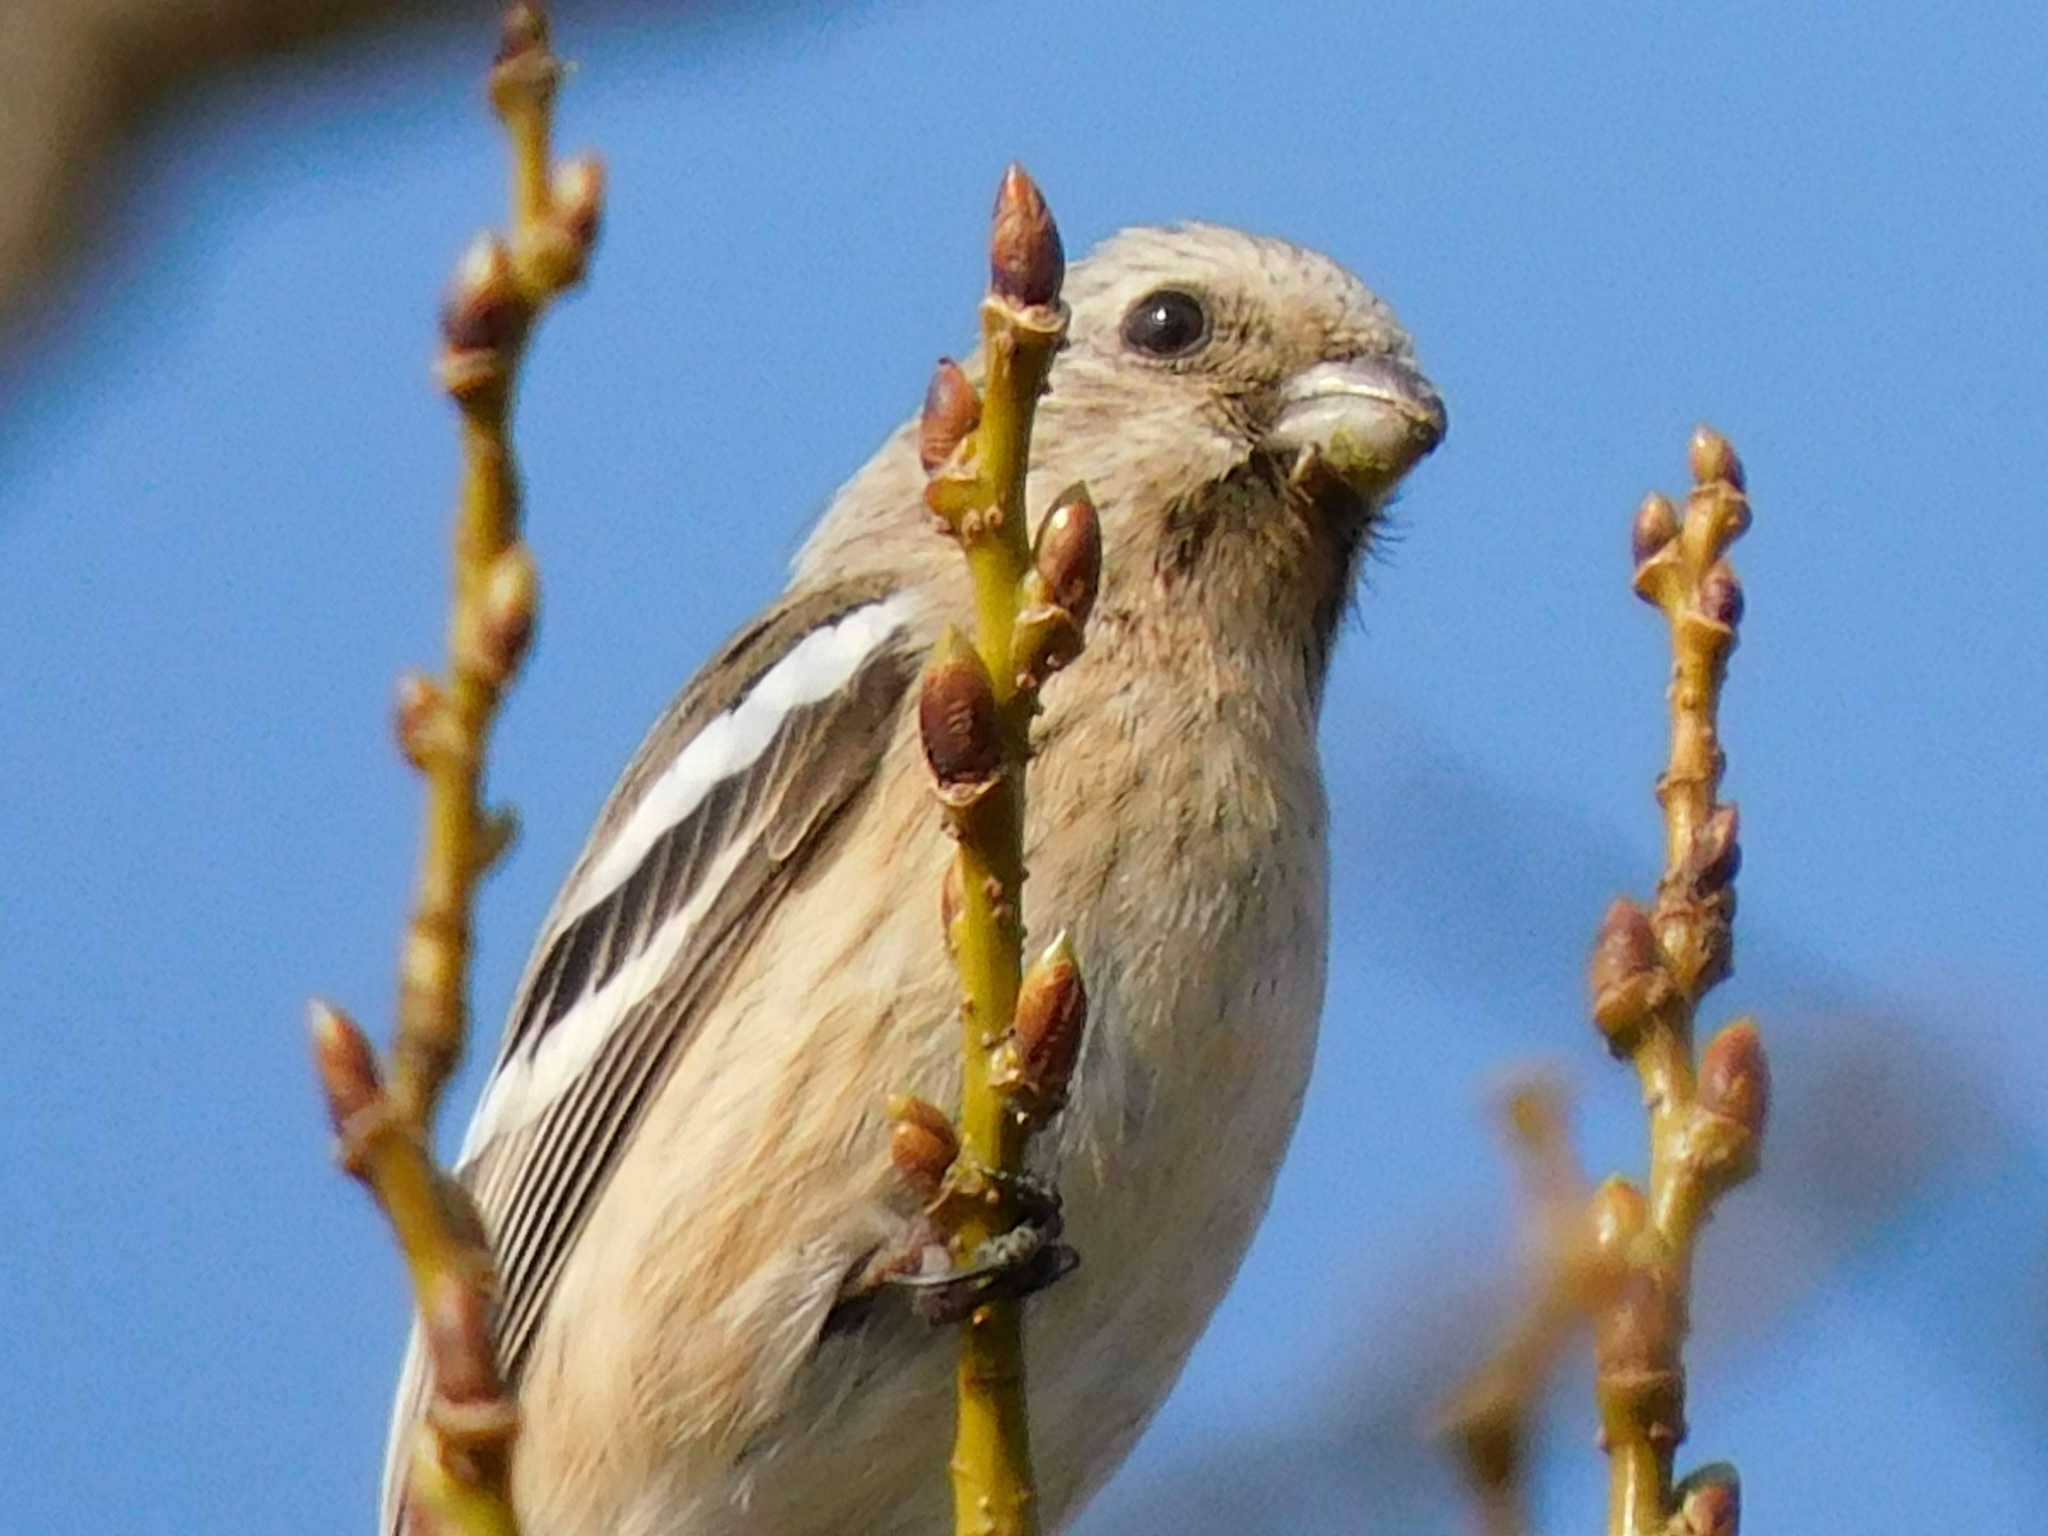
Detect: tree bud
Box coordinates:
(495, 0, 548, 64)
(1587, 1175, 1648, 1264)
(440, 234, 521, 354)
(919, 358, 982, 473)
(1699, 1019, 1769, 1143)
(1691, 803, 1741, 891)
(308, 999, 384, 1142)
(474, 542, 540, 685)
(1001, 932, 1087, 1119)
(393, 671, 451, 770)
(1590, 898, 1670, 1053)
(489, 0, 559, 124)
(918, 630, 1002, 806)
(989, 163, 1064, 307)
(551, 155, 607, 251)
(1671, 1464, 1742, 1536)
(1631, 491, 1679, 567)
(1698, 560, 1744, 628)
(1688, 425, 1745, 490)
(887, 1095, 960, 1201)
(1034, 485, 1101, 625)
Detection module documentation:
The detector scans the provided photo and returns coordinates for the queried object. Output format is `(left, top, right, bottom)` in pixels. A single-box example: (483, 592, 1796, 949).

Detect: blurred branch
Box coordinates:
(0, 0, 812, 342)
(1080, 1013, 2004, 1536)
(1444, 429, 1762, 1536)
(308, 5, 601, 1532)
(1, 0, 434, 331)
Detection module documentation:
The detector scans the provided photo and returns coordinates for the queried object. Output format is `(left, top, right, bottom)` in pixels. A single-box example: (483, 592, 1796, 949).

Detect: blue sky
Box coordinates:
(3, 2, 2044, 1530)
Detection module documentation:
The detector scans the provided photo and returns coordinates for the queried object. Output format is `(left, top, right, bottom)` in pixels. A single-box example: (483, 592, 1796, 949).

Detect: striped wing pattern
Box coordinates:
(381, 579, 918, 1531)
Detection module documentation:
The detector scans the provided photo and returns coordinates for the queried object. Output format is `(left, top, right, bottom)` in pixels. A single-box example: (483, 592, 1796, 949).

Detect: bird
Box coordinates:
(382, 212, 1445, 1536)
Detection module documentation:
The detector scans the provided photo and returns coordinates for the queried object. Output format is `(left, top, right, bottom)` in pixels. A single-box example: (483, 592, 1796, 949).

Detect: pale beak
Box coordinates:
(1267, 355, 1446, 489)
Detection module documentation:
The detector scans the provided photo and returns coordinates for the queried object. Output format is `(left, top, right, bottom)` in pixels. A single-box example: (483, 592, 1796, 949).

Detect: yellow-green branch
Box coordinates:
(906, 165, 1098, 1536)
(309, 7, 602, 1534)
(1444, 430, 1763, 1536)
(1589, 427, 1766, 1536)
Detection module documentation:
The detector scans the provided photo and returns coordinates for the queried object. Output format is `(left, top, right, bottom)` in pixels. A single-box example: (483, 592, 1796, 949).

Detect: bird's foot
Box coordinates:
(875, 1172, 1079, 1325)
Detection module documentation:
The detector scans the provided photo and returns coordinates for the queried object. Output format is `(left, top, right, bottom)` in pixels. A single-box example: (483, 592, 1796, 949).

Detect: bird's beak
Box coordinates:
(1267, 356, 1446, 491)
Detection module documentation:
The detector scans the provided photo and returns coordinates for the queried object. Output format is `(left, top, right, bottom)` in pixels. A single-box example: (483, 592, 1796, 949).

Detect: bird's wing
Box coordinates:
(381, 575, 921, 1527)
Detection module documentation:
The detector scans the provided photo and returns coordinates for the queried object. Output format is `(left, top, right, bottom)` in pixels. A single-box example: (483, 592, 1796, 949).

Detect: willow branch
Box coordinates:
(1588, 426, 1763, 1536)
(1444, 429, 1764, 1536)
(895, 165, 1099, 1536)
(308, 6, 602, 1533)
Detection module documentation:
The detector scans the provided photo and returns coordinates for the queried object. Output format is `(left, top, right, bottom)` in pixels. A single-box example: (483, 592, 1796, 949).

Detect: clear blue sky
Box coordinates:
(3, 2, 2043, 1530)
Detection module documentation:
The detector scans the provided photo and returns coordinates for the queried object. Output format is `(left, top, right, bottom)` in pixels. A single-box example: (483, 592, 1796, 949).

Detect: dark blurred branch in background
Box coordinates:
(2, 0, 426, 331)
(0, 0, 801, 345)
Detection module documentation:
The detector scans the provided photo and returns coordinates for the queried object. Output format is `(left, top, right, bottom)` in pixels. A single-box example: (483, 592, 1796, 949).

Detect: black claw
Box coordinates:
(901, 1239, 1080, 1326)
(881, 1178, 1078, 1325)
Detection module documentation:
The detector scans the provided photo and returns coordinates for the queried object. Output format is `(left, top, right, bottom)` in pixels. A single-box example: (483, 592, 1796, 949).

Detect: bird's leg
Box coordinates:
(864, 1171, 1079, 1325)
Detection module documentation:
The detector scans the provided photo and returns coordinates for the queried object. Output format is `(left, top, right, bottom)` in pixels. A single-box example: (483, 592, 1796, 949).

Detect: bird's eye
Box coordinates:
(1120, 290, 1209, 358)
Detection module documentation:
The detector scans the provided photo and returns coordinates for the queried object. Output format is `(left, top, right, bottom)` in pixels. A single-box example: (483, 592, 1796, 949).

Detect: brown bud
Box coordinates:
(1672, 1019, 1767, 1201)
(474, 542, 540, 684)
(1670, 1464, 1741, 1536)
(1587, 1175, 1649, 1264)
(918, 630, 1002, 804)
(1691, 803, 1741, 890)
(1698, 560, 1744, 628)
(551, 155, 607, 250)
(1034, 485, 1101, 625)
(887, 1095, 960, 1200)
(1688, 425, 1745, 490)
(1699, 1019, 1768, 1141)
(919, 359, 982, 473)
(440, 234, 521, 355)
(1001, 932, 1087, 1119)
(989, 163, 1064, 307)
(489, 1, 559, 122)
(308, 999, 384, 1140)
(495, 0, 548, 64)
(1590, 898, 1670, 1053)
(1631, 492, 1680, 566)
(393, 671, 450, 770)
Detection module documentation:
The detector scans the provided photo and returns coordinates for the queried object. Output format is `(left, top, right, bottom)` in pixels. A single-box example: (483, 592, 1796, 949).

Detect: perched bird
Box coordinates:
(384, 212, 1444, 1536)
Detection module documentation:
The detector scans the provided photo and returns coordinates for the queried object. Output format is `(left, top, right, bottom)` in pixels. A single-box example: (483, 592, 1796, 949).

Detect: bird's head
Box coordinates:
(801, 221, 1442, 701)
(1052, 223, 1442, 508)
(1034, 223, 1443, 694)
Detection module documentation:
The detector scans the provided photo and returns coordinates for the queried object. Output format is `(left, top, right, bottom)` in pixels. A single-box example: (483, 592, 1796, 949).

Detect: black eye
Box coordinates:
(1120, 289, 1208, 358)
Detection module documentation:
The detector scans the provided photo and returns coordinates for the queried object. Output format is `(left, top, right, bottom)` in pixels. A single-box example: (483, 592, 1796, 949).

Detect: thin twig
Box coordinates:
(1444, 428, 1764, 1536)
(309, 6, 602, 1533)
(1589, 427, 1762, 1536)
(894, 166, 1100, 1536)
